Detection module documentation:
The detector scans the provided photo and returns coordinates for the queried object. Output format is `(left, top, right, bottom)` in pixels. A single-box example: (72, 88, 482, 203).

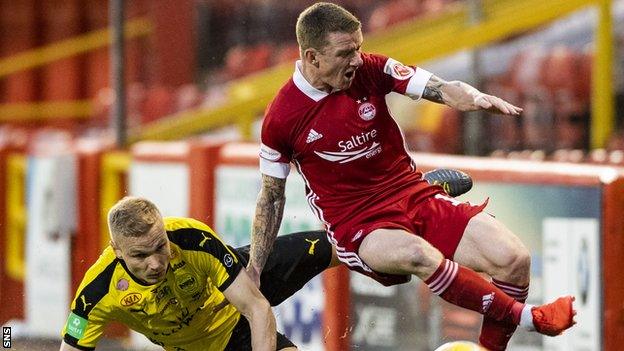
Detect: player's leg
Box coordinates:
(235, 230, 334, 306)
(358, 228, 575, 336)
(453, 212, 531, 350)
(359, 229, 523, 324)
(426, 194, 574, 342)
(454, 212, 530, 285)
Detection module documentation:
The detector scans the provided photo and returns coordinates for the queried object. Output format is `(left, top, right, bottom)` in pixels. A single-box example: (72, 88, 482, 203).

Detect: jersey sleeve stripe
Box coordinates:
(167, 227, 243, 290)
(72, 260, 117, 319)
(216, 266, 242, 292)
(259, 158, 290, 179)
(405, 67, 433, 100)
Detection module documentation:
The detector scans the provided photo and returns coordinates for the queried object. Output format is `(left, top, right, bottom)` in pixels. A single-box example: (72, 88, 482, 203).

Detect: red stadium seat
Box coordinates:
(486, 80, 523, 150)
(588, 148, 608, 164)
(273, 44, 300, 65)
(489, 149, 509, 158)
(550, 149, 572, 162)
(224, 45, 250, 79)
(141, 85, 175, 124)
(367, 0, 422, 32)
(608, 150, 624, 165)
(246, 43, 273, 73)
(126, 82, 147, 128)
(576, 48, 593, 103)
(541, 46, 579, 94)
(90, 87, 114, 129)
(508, 48, 548, 93)
(174, 84, 202, 112)
(521, 87, 555, 150)
(550, 148, 585, 163)
(606, 130, 624, 151)
(431, 108, 462, 154)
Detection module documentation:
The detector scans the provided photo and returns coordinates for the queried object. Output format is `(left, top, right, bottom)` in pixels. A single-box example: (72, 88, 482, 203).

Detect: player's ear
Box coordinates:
(110, 239, 123, 259)
(304, 48, 319, 68)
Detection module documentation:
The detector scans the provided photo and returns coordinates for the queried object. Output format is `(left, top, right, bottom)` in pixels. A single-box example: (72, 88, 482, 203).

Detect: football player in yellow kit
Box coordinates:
(60, 197, 335, 351)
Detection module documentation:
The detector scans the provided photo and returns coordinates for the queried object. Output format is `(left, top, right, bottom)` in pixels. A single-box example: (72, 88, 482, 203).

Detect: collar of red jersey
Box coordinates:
(293, 61, 340, 101)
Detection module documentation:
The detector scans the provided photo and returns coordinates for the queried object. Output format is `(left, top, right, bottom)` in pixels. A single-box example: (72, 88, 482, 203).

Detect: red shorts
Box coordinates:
(328, 191, 488, 286)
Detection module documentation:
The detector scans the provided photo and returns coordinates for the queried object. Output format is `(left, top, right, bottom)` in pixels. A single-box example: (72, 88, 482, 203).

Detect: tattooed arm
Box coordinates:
(247, 174, 287, 287)
(422, 74, 522, 115)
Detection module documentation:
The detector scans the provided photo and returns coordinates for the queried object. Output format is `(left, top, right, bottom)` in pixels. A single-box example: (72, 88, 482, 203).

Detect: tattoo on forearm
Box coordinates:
(422, 75, 445, 104)
(423, 75, 484, 111)
(249, 175, 286, 270)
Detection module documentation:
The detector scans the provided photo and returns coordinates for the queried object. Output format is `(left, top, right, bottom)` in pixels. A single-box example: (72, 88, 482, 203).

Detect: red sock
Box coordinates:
(479, 279, 529, 351)
(425, 259, 524, 325)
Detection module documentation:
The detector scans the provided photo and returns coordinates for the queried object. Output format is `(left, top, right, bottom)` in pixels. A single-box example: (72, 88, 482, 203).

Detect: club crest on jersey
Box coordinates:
(116, 278, 129, 291)
(384, 58, 415, 80)
(358, 102, 376, 121)
(176, 273, 201, 296)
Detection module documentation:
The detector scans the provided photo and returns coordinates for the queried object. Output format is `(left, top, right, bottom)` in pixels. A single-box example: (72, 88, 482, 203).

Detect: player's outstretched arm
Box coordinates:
(248, 174, 287, 286)
(422, 74, 523, 115)
(224, 270, 277, 351)
(59, 341, 83, 351)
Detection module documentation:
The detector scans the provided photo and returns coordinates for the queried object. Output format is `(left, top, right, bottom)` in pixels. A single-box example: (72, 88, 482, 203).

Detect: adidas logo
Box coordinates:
(482, 292, 495, 313)
(306, 129, 323, 143)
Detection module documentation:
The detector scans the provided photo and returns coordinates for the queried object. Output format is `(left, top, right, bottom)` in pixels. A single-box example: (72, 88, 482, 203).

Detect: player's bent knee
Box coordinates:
(403, 238, 443, 276)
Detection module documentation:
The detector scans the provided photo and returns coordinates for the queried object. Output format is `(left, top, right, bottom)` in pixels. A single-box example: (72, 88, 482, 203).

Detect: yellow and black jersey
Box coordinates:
(62, 217, 243, 351)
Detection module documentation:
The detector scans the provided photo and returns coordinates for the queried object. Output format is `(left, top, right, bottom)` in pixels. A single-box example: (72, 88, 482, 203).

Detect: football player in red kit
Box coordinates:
(248, 3, 575, 350)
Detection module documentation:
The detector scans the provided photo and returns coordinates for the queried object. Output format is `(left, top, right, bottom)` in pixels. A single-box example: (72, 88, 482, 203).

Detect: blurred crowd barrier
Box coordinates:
(1, 0, 622, 157)
(2, 128, 624, 350)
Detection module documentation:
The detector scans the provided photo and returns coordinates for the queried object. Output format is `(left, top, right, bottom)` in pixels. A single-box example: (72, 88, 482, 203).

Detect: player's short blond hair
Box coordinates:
(296, 2, 361, 54)
(108, 196, 162, 239)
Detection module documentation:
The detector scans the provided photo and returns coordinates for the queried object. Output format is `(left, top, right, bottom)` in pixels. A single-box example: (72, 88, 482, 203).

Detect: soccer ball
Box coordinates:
(434, 341, 487, 351)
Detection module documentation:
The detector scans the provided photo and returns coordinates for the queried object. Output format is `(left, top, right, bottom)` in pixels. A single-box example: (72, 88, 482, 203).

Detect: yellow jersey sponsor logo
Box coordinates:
(305, 239, 320, 255)
(171, 260, 186, 271)
(121, 292, 142, 306)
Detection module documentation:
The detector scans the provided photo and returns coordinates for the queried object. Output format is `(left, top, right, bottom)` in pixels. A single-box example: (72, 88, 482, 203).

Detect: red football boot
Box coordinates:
(532, 296, 576, 336)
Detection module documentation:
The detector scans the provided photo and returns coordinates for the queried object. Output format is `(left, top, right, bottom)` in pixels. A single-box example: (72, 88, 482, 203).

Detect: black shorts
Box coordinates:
(224, 316, 295, 351)
(224, 230, 332, 350)
(235, 229, 332, 306)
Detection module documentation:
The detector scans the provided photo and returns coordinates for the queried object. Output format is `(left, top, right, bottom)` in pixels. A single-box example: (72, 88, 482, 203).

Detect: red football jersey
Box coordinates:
(260, 53, 440, 240)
